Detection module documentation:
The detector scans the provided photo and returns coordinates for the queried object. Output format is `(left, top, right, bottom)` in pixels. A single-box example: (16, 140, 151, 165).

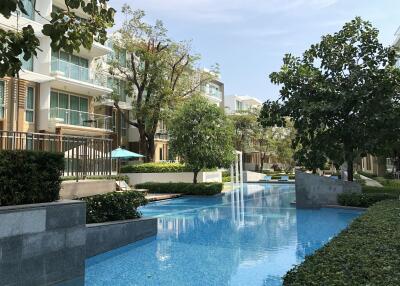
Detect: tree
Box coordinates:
(267, 17, 400, 181)
(108, 6, 216, 162)
(169, 96, 235, 183)
(230, 111, 257, 157)
(0, 0, 115, 77)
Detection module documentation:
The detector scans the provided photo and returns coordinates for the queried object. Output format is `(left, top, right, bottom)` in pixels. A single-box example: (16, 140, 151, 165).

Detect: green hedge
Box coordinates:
(0, 150, 64, 206)
(374, 177, 400, 188)
(135, 182, 223, 196)
(362, 186, 400, 195)
(83, 191, 147, 224)
(121, 162, 191, 173)
(283, 200, 400, 286)
(337, 192, 397, 208)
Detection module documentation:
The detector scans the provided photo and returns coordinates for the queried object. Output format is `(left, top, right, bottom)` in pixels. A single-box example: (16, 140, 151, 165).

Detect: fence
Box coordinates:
(0, 130, 112, 179)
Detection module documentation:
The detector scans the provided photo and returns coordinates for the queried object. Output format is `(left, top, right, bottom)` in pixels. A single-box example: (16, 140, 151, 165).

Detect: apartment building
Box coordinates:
(225, 94, 262, 114)
(224, 94, 265, 170)
(201, 75, 225, 109)
(0, 1, 134, 147)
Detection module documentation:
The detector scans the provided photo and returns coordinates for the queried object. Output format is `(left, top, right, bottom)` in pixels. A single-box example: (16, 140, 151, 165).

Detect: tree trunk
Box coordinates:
(193, 169, 199, 184)
(147, 135, 155, 162)
(260, 153, 265, 172)
(347, 159, 354, 182)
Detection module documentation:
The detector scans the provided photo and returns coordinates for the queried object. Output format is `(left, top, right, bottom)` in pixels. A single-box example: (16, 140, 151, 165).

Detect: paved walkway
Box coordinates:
(360, 175, 383, 187)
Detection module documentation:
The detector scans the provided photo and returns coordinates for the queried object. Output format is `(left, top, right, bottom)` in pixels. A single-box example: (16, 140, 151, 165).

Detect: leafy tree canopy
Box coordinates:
(107, 5, 217, 162)
(169, 96, 235, 183)
(263, 17, 400, 181)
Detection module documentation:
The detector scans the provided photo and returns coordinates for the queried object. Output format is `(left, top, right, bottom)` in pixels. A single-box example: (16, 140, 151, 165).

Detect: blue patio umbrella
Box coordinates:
(111, 147, 144, 174)
(111, 147, 144, 159)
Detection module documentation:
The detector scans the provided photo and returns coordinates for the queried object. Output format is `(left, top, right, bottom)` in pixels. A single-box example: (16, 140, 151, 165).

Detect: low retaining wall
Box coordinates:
(123, 171, 222, 185)
(86, 217, 157, 257)
(60, 179, 115, 199)
(295, 171, 361, 208)
(0, 200, 86, 286)
(243, 171, 265, 182)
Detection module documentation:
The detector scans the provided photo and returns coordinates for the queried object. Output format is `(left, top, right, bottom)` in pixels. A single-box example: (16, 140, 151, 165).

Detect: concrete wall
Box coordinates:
(60, 179, 115, 199)
(86, 217, 157, 258)
(243, 171, 265, 182)
(295, 171, 362, 208)
(0, 200, 86, 286)
(123, 171, 222, 185)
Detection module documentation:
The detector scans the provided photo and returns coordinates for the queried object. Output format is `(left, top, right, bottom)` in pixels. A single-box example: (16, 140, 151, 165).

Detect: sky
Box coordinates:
(108, 0, 400, 102)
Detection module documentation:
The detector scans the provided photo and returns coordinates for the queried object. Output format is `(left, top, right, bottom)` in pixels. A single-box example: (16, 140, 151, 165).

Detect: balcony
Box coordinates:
(50, 58, 112, 97)
(49, 107, 112, 132)
(155, 129, 169, 140)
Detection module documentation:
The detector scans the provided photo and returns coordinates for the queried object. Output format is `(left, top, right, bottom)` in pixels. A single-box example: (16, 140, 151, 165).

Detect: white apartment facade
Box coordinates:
(225, 94, 262, 114)
(0, 1, 133, 143)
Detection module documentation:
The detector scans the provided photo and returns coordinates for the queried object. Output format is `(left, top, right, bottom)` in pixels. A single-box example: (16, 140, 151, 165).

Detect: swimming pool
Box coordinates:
(85, 183, 362, 286)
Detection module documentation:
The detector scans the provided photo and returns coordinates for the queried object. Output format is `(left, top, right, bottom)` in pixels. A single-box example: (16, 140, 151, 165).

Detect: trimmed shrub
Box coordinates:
(121, 162, 191, 173)
(135, 182, 223, 196)
(374, 177, 400, 188)
(362, 186, 400, 195)
(83, 191, 147, 224)
(338, 192, 398, 208)
(0, 150, 64, 206)
(283, 200, 400, 286)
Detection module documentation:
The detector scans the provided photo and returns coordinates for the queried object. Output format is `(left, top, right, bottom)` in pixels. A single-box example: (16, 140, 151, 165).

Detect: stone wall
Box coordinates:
(86, 217, 157, 258)
(0, 200, 86, 286)
(243, 171, 265, 182)
(123, 171, 222, 185)
(295, 171, 361, 208)
(60, 179, 115, 199)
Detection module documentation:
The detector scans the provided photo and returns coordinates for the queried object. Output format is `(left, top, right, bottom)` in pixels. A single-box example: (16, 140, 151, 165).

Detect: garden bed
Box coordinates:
(283, 200, 400, 285)
(338, 186, 400, 207)
(135, 182, 223, 196)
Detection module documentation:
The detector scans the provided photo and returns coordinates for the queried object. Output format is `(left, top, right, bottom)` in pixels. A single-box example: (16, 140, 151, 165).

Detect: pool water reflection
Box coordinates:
(85, 183, 362, 286)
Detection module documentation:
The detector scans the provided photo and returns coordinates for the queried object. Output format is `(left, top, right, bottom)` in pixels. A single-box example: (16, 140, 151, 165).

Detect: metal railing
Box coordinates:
(0, 130, 112, 179)
(49, 108, 112, 131)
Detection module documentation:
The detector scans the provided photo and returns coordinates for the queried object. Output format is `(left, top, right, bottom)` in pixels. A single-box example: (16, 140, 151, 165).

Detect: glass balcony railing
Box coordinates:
(51, 58, 109, 87)
(49, 108, 112, 131)
(51, 58, 89, 82)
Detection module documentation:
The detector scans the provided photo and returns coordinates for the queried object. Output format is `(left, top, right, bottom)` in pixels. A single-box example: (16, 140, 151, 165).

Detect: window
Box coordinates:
(0, 81, 4, 118)
(50, 90, 89, 126)
(25, 86, 35, 122)
(121, 111, 128, 136)
(51, 50, 89, 81)
(107, 77, 127, 102)
(19, 54, 33, 71)
(20, 0, 34, 20)
(159, 148, 163, 161)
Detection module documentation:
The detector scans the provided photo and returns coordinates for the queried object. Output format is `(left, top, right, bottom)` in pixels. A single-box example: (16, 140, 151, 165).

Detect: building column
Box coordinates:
(38, 82, 51, 132)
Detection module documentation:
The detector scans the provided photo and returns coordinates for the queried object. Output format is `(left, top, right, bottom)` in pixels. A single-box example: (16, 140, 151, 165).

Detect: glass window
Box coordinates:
(25, 86, 34, 123)
(20, 0, 34, 20)
(0, 81, 4, 118)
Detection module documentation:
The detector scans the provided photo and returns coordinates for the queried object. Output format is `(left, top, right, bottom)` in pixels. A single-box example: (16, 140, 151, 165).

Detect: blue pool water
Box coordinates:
(85, 183, 362, 286)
